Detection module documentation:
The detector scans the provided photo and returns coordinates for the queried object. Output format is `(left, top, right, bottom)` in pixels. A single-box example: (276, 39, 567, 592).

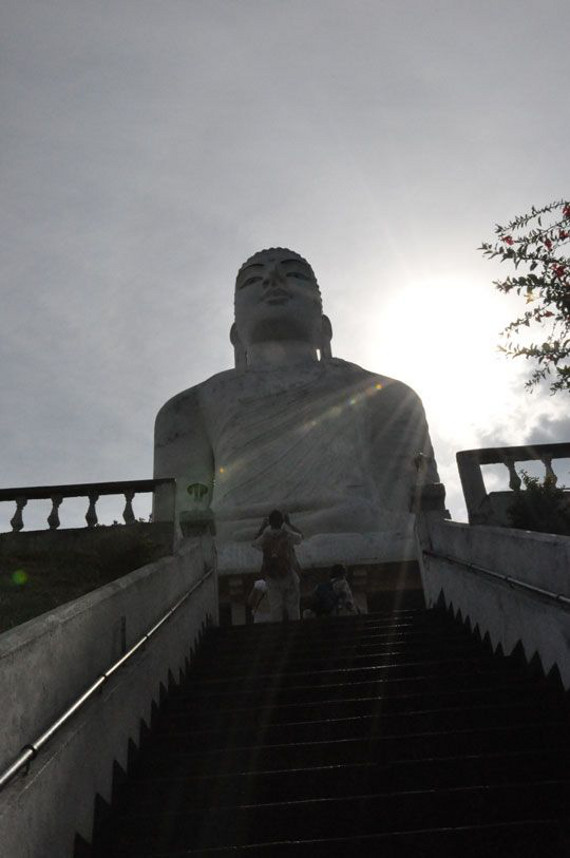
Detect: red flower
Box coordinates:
(542, 310, 554, 317)
(560, 230, 569, 240)
(553, 264, 566, 278)
(502, 236, 514, 245)
(563, 204, 570, 219)
(544, 238, 553, 249)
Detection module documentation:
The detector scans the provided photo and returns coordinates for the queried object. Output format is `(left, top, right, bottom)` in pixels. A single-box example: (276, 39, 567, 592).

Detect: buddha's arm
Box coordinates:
(369, 380, 440, 511)
(153, 387, 214, 521)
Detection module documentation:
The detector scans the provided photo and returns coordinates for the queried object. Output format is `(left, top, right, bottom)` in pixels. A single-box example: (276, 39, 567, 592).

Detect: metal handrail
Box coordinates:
(0, 566, 214, 792)
(423, 549, 570, 608)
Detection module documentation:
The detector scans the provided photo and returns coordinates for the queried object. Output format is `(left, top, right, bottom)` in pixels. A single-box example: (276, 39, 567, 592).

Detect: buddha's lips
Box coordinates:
(263, 293, 290, 304)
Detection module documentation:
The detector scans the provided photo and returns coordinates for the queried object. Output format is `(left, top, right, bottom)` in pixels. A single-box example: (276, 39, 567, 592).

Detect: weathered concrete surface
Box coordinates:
(0, 535, 218, 858)
(417, 517, 570, 687)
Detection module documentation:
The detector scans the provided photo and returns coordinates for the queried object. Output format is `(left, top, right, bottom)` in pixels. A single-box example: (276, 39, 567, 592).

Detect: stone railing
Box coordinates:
(0, 478, 176, 533)
(456, 442, 570, 527)
(416, 514, 570, 688)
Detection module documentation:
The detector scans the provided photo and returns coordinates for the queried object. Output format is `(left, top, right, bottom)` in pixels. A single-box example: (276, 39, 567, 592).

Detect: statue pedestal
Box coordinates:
(216, 551, 425, 626)
(180, 512, 436, 625)
(216, 524, 418, 577)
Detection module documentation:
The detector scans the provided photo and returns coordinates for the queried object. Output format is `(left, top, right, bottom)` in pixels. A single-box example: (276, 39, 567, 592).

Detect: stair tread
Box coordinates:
(96, 820, 567, 858)
(165, 688, 566, 722)
(180, 656, 525, 688)
(173, 672, 539, 704)
(105, 779, 570, 851)
(133, 720, 570, 777)
(125, 749, 570, 808)
(153, 702, 565, 748)
(90, 608, 570, 857)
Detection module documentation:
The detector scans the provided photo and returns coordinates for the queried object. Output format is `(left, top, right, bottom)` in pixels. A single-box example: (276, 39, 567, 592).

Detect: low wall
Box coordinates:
(417, 516, 570, 687)
(0, 521, 175, 562)
(0, 535, 218, 858)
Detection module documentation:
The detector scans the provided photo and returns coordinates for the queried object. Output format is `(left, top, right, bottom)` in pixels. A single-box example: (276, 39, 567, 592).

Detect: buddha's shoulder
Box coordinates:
(156, 362, 422, 421)
(155, 369, 237, 420)
(326, 358, 421, 400)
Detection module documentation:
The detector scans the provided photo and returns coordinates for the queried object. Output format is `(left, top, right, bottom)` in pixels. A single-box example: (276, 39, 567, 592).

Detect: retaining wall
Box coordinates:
(0, 535, 218, 857)
(418, 516, 570, 687)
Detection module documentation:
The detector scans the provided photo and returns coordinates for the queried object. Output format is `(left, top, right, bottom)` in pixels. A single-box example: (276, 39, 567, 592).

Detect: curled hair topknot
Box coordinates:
(236, 248, 319, 290)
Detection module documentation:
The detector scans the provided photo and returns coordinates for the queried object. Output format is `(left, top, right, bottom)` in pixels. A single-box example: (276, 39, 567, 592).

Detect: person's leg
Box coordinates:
(265, 577, 285, 622)
(283, 573, 301, 621)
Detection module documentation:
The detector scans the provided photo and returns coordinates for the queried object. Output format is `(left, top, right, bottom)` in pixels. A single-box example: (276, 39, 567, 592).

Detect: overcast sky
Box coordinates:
(1, 0, 569, 530)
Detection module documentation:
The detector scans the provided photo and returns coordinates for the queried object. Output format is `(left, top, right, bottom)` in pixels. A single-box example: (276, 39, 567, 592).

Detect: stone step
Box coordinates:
(96, 820, 568, 858)
(175, 668, 536, 706)
(190, 639, 491, 676)
(213, 608, 422, 630)
(203, 615, 473, 648)
(205, 615, 462, 648)
(180, 654, 528, 693)
(102, 779, 570, 852)
(134, 720, 570, 779)
(164, 691, 566, 732)
(149, 702, 565, 750)
(201, 619, 476, 649)
(127, 749, 570, 810)
(196, 629, 485, 658)
(89, 608, 570, 858)
(166, 676, 560, 715)
(204, 623, 473, 648)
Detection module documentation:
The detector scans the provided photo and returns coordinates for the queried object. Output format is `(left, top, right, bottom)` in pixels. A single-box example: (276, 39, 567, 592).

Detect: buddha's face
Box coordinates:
(234, 250, 323, 346)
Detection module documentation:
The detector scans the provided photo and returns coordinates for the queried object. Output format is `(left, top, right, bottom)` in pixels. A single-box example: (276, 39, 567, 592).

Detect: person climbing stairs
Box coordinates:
(88, 608, 570, 856)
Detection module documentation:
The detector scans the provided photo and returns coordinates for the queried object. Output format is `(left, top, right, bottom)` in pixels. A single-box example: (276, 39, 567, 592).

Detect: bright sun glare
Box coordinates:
(371, 278, 517, 439)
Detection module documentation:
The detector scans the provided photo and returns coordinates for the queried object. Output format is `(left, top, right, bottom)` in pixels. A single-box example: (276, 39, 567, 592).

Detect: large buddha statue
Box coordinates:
(154, 248, 444, 568)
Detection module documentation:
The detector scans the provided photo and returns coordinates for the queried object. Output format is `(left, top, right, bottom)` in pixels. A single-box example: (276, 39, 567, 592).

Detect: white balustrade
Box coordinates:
(0, 479, 176, 533)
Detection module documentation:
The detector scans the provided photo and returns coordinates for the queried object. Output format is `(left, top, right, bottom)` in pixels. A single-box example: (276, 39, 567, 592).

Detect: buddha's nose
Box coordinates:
(263, 264, 286, 288)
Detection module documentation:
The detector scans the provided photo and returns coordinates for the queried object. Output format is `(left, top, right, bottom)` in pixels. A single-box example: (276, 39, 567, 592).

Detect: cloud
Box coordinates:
(1, 0, 570, 538)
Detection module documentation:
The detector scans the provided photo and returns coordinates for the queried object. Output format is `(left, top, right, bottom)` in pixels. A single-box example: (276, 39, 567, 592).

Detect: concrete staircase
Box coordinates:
(88, 608, 570, 856)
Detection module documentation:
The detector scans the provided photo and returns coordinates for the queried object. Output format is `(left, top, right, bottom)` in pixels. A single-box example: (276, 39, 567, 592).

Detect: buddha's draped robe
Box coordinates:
(194, 359, 438, 541)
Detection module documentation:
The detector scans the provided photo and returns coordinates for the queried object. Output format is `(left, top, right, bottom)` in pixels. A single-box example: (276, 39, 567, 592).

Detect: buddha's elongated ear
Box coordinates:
(320, 315, 333, 359)
(230, 323, 247, 370)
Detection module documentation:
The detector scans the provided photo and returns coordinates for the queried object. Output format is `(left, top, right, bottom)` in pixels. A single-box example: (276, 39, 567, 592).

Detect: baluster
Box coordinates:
(85, 493, 99, 528)
(47, 494, 63, 530)
(10, 497, 27, 532)
(540, 455, 557, 486)
(506, 460, 521, 492)
(123, 490, 135, 525)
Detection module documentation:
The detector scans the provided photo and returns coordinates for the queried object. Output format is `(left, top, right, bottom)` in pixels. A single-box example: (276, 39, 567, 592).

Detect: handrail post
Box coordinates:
(122, 490, 136, 525)
(456, 451, 487, 524)
(10, 497, 27, 533)
(85, 493, 99, 528)
(47, 494, 63, 530)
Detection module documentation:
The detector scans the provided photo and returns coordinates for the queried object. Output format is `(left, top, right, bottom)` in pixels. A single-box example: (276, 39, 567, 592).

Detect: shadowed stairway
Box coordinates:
(87, 608, 570, 857)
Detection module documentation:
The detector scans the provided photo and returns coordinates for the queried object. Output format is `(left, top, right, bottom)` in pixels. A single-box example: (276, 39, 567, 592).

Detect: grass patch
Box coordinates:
(0, 525, 171, 633)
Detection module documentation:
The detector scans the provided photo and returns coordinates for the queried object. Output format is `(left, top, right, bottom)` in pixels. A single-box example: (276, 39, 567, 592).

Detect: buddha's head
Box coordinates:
(231, 248, 332, 367)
